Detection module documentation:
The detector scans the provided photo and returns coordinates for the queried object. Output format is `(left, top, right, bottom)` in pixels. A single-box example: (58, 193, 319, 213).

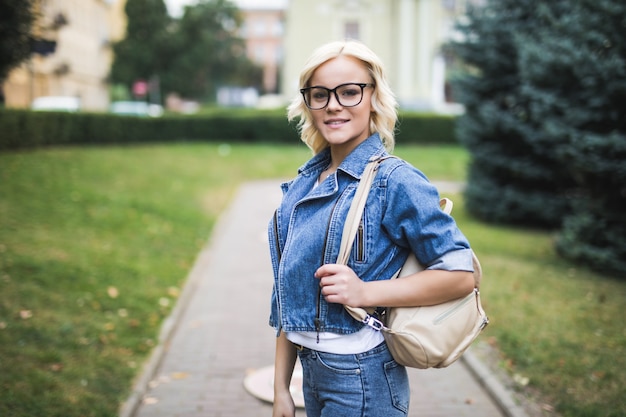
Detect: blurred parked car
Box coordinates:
(110, 101, 163, 117)
(31, 96, 80, 112)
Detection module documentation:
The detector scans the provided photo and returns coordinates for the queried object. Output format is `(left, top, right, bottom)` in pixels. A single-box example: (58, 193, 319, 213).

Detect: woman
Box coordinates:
(268, 40, 475, 417)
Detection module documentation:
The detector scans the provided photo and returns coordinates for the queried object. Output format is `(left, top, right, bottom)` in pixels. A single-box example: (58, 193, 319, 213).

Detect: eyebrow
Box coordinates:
(305, 82, 371, 89)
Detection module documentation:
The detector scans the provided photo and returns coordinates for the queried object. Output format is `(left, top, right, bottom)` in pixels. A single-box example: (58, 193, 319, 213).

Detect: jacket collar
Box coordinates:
(297, 133, 388, 179)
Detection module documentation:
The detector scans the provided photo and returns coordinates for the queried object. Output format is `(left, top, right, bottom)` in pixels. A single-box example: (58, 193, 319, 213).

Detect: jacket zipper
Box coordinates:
(273, 210, 281, 262)
(275, 187, 348, 342)
(272, 210, 282, 331)
(316, 193, 346, 343)
(273, 201, 331, 342)
(356, 219, 364, 262)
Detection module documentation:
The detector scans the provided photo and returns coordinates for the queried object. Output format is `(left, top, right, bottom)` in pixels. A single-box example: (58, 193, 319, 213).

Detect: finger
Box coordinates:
(315, 263, 344, 278)
(321, 285, 337, 298)
(319, 276, 333, 288)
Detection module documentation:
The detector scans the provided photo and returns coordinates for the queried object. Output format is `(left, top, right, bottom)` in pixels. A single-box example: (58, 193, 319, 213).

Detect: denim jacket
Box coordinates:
(268, 133, 473, 336)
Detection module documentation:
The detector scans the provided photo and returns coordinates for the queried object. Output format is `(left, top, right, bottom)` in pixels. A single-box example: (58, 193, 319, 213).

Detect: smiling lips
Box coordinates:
(325, 118, 349, 126)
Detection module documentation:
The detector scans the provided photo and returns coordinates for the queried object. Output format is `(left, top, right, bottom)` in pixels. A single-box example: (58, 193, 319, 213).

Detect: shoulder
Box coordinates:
(376, 156, 431, 189)
(373, 156, 441, 214)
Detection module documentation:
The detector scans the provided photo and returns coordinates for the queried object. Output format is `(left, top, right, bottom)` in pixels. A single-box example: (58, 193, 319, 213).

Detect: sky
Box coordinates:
(164, 0, 288, 17)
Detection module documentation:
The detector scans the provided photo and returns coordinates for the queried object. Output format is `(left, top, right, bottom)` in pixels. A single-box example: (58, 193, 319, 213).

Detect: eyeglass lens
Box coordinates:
(303, 83, 365, 110)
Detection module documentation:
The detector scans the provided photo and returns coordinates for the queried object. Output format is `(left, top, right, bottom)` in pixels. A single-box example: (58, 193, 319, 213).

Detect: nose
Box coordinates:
(326, 91, 342, 111)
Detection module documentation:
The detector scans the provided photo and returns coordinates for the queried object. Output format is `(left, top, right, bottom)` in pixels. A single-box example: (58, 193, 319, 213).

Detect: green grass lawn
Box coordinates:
(0, 143, 624, 417)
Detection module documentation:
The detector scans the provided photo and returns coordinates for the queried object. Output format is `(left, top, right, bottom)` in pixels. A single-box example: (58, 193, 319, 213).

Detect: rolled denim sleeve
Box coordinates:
(382, 162, 473, 271)
(425, 248, 474, 272)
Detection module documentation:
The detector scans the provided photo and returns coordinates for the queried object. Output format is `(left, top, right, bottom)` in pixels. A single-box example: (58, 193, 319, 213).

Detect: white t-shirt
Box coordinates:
(287, 327, 384, 354)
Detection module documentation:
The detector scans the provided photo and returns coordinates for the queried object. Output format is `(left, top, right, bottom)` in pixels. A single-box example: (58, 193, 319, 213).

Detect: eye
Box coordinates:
(339, 86, 360, 97)
(311, 88, 329, 101)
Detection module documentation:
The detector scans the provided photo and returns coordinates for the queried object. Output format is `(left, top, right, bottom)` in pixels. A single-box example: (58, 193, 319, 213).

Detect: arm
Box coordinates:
(272, 331, 298, 417)
(317, 163, 475, 307)
(361, 268, 475, 307)
(316, 265, 474, 308)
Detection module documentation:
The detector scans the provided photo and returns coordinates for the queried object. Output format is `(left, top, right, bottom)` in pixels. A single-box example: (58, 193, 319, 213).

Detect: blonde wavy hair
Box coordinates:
(287, 40, 398, 154)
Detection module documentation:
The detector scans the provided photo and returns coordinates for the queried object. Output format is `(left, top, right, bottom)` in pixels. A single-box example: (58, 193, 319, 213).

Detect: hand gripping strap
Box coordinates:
(337, 157, 457, 330)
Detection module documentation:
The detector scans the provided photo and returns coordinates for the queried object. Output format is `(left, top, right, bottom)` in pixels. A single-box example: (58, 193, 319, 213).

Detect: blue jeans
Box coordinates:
(296, 342, 410, 417)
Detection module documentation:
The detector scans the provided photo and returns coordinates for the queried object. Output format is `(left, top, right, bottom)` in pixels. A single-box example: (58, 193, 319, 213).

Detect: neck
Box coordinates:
(327, 145, 351, 170)
(326, 132, 372, 167)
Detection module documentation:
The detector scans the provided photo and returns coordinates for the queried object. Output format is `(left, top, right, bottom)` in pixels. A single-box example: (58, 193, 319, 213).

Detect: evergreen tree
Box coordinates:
(518, 0, 626, 275)
(164, 0, 261, 100)
(110, 0, 261, 101)
(109, 0, 174, 98)
(0, 0, 35, 83)
(449, 0, 626, 275)
(448, 0, 577, 227)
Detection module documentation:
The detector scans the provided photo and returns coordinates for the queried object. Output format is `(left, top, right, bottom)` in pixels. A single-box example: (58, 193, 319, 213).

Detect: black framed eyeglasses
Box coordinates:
(300, 83, 374, 110)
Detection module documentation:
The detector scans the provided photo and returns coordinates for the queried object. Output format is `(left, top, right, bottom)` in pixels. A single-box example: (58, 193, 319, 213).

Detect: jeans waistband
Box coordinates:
(292, 341, 388, 358)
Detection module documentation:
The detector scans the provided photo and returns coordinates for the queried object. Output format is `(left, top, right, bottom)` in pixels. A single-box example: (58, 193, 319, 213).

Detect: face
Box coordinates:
(307, 55, 374, 154)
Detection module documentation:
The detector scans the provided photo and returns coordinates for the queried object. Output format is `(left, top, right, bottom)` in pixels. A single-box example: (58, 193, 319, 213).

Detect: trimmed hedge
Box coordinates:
(396, 112, 458, 144)
(0, 109, 458, 150)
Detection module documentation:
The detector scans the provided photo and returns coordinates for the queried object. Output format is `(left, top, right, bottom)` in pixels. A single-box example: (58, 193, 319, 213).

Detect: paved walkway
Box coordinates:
(120, 180, 528, 417)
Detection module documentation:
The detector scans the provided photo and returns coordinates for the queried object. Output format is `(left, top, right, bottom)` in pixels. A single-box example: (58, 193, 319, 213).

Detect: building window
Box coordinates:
(442, 0, 456, 11)
(254, 45, 265, 63)
(272, 20, 284, 37)
(275, 45, 283, 63)
(344, 21, 360, 40)
(254, 20, 266, 36)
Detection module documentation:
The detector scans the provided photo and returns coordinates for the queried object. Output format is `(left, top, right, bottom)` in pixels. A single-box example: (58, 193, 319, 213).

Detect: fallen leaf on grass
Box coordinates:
(590, 370, 606, 381)
(513, 373, 530, 386)
(50, 363, 63, 372)
(20, 310, 33, 319)
(107, 286, 119, 298)
(167, 287, 180, 297)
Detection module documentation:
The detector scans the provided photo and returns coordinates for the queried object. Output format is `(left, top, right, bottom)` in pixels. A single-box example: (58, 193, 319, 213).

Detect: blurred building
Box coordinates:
(2, 0, 483, 112)
(236, 0, 286, 95)
(282, 0, 482, 112)
(2, 0, 127, 111)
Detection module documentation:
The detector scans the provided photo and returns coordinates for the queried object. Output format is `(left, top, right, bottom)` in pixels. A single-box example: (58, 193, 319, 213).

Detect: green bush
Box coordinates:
(448, 0, 626, 276)
(396, 112, 458, 144)
(0, 109, 458, 150)
(447, 1, 577, 228)
(464, 167, 570, 226)
(518, 1, 626, 276)
(557, 197, 626, 275)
